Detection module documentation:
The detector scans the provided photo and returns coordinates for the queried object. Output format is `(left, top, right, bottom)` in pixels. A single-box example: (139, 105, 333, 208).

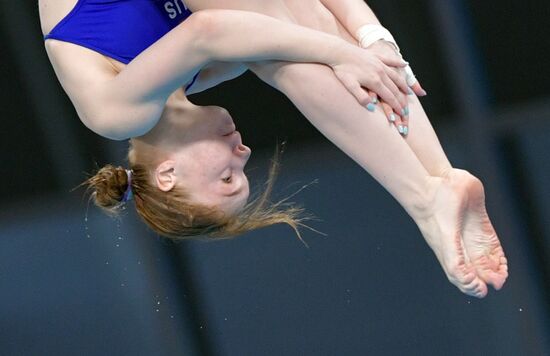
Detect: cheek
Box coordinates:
(204, 141, 233, 160)
(188, 141, 231, 172)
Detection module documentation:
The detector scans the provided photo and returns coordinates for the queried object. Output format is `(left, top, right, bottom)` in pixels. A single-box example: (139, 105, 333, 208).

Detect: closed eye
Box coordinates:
(222, 176, 232, 183)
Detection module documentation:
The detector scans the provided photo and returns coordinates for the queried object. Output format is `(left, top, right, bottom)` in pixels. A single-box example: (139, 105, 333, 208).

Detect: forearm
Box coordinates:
(100, 9, 359, 139)
(198, 10, 358, 69)
(320, 0, 380, 38)
(111, 10, 349, 104)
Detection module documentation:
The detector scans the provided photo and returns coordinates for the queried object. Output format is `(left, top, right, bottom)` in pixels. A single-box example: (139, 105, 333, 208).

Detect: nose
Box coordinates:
(234, 143, 252, 160)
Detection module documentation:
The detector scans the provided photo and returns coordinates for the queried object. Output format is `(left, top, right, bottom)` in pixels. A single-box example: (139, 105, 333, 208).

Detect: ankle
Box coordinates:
(405, 175, 444, 222)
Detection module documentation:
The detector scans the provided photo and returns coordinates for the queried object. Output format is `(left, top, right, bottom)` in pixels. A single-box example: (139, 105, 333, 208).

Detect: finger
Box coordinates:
(381, 101, 393, 122)
(404, 64, 416, 86)
(377, 53, 408, 68)
(367, 90, 379, 104)
(381, 72, 408, 112)
(340, 75, 372, 106)
(373, 80, 403, 115)
(382, 102, 407, 135)
(410, 81, 427, 96)
(364, 90, 378, 112)
(400, 107, 409, 136)
(381, 101, 401, 129)
(398, 84, 410, 132)
(386, 67, 410, 95)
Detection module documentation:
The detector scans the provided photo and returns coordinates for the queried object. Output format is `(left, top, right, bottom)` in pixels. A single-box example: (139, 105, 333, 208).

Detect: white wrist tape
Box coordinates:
(356, 24, 400, 52)
(357, 24, 418, 86)
(404, 64, 417, 87)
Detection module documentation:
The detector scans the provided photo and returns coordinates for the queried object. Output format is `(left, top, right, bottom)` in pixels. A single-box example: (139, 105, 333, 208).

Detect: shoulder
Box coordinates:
(38, 0, 79, 35)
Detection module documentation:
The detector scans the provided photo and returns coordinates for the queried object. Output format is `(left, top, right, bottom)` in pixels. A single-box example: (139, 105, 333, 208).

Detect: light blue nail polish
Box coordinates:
(389, 113, 396, 122)
(367, 103, 376, 112)
(401, 106, 410, 116)
(407, 88, 414, 95)
(403, 126, 409, 136)
(372, 97, 379, 104)
(398, 125, 404, 134)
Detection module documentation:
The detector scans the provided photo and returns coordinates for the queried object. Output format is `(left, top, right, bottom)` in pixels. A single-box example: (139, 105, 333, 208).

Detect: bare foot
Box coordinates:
(413, 171, 501, 297)
(448, 169, 509, 291)
(415, 170, 508, 297)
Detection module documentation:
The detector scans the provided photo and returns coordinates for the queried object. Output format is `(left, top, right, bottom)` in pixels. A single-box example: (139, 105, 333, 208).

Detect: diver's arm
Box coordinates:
(47, 9, 407, 140)
(104, 10, 409, 138)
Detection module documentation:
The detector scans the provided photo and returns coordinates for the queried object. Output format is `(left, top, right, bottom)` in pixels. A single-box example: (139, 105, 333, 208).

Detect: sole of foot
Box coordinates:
(417, 169, 508, 298)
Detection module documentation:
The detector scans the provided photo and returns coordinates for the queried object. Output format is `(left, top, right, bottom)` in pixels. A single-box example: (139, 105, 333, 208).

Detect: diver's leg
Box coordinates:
(251, 60, 507, 296)
(288, 0, 454, 177)
(277, 1, 507, 291)
(402, 98, 507, 291)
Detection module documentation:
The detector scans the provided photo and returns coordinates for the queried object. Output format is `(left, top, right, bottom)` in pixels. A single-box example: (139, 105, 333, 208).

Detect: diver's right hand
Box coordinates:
(330, 44, 409, 114)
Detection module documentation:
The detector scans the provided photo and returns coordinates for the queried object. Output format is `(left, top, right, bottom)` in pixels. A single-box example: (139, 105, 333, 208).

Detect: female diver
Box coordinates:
(39, 0, 507, 298)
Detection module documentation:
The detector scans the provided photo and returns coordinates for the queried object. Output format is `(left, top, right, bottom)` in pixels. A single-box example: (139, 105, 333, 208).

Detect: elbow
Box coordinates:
(96, 126, 131, 142)
(74, 88, 162, 140)
(79, 108, 138, 141)
(82, 114, 129, 141)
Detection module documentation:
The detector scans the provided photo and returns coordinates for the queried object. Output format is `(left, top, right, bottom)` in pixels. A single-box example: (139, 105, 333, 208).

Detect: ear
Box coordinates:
(155, 160, 177, 192)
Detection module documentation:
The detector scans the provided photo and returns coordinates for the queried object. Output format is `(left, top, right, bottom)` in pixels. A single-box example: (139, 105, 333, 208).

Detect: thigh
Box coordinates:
(184, 0, 294, 21)
(282, 0, 356, 43)
(185, 0, 356, 43)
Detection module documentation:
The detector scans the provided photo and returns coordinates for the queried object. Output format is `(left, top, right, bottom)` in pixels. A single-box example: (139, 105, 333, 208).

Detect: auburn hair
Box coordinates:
(83, 145, 310, 240)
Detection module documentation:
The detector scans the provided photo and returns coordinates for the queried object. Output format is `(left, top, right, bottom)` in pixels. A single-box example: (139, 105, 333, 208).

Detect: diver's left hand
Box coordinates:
(367, 41, 426, 96)
(365, 40, 426, 136)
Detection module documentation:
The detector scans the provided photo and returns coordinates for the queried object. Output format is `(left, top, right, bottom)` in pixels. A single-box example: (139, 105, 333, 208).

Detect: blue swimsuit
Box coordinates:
(45, 0, 198, 88)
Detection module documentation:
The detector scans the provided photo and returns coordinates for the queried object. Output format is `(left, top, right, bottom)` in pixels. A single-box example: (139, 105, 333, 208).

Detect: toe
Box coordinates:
(489, 268, 508, 290)
(446, 263, 489, 298)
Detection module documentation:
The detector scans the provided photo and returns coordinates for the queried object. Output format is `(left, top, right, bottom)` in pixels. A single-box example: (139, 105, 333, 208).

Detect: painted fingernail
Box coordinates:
(420, 89, 427, 96)
(403, 126, 409, 136)
(366, 103, 376, 112)
(398, 125, 404, 134)
(389, 113, 396, 122)
(401, 106, 410, 116)
(407, 88, 414, 95)
(371, 97, 379, 104)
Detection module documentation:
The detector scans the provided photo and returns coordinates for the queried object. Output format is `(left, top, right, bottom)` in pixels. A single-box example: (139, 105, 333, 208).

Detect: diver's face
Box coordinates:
(168, 106, 252, 213)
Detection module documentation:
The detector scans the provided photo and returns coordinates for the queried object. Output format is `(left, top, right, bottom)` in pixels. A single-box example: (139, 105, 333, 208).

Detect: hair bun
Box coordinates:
(85, 164, 130, 211)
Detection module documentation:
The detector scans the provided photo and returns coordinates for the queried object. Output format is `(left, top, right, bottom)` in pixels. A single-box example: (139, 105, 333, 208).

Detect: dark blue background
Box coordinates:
(0, 1, 548, 355)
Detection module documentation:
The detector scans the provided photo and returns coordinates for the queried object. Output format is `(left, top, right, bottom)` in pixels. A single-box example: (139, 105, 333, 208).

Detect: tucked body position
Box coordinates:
(39, 0, 507, 297)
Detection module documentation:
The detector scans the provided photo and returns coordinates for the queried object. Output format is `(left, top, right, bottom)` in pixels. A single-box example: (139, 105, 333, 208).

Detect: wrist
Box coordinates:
(325, 39, 351, 68)
(356, 24, 399, 52)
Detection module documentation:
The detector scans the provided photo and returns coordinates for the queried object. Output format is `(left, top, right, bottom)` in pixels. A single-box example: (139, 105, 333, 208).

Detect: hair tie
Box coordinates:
(122, 169, 133, 203)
